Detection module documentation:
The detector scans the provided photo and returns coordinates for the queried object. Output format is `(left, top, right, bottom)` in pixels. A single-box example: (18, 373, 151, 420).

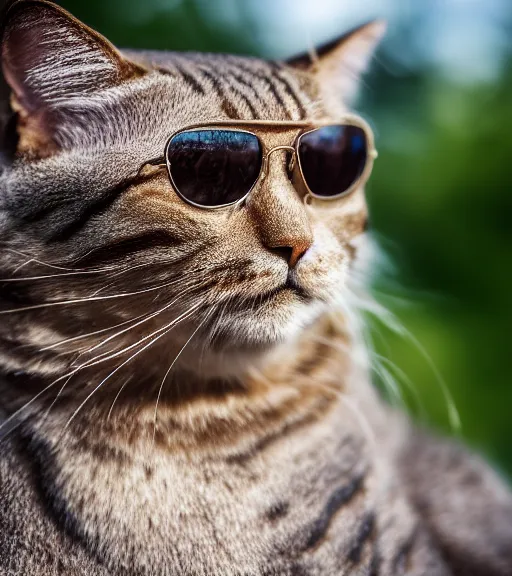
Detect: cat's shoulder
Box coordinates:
(0, 434, 110, 576)
(398, 426, 512, 576)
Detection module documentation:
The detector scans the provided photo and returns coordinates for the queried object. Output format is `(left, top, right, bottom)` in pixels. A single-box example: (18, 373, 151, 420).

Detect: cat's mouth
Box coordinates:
(257, 272, 311, 303)
(220, 272, 313, 315)
(204, 271, 325, 351)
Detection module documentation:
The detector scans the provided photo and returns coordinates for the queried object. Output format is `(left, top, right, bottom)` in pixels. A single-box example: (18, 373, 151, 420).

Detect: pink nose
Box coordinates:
(267, 238, 312, 268)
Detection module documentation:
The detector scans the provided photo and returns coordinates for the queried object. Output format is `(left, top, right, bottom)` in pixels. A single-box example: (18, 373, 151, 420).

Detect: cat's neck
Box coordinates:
(23, 314, 357, 455)
(5, 314, 396, 575)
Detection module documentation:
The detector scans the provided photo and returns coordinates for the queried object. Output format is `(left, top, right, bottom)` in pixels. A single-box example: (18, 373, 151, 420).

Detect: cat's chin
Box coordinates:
(208, 295, 328, 353)
(174, 300, 328, 382)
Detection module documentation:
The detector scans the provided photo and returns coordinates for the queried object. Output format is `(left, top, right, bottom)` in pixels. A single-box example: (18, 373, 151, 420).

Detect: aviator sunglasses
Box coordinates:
(142, 116, 377, 209)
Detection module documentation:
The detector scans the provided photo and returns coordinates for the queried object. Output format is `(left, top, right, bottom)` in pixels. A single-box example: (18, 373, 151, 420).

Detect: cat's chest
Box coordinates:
(33, 408, 450, 576)
(50, 420, 365, 573)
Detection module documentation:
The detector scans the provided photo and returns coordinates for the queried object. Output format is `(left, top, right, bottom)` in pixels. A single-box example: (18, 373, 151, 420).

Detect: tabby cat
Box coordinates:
(0, 1, 511, 575)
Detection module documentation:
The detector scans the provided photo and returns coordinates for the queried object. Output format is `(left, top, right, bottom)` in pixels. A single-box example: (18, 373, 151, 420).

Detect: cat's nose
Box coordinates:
(246, 148, 313, 268)
(267, 240, 312, 268)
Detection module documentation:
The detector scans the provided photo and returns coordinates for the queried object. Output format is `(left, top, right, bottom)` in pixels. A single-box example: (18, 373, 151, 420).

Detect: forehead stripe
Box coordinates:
(200, 67, 257, 120)
(224, 62, 291, 120)
(235, 61, 307, 120)
(269, 64, 308, 119)
(172, 61, 207, 96)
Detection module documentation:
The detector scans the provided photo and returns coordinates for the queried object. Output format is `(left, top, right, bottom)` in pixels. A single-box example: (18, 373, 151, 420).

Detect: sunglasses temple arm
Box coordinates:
(135, 156, 167, 178)
(260, 156, 268, 180)
(146, 157, 166, 166)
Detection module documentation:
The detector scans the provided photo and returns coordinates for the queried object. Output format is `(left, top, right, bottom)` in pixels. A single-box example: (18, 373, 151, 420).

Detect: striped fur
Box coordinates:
(0, 2, 512, 575)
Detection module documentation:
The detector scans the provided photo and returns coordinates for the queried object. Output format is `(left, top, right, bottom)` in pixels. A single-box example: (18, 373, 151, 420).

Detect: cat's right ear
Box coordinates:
(287, 21, 386, 113)
(0, 0, 143, 154)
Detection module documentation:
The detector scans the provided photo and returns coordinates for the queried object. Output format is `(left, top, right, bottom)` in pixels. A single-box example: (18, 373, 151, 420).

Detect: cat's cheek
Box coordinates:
(295, 223, 346, 302)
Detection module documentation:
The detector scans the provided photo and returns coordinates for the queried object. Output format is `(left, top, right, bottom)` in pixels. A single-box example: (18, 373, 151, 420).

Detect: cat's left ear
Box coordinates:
(288, 21, 386, 111)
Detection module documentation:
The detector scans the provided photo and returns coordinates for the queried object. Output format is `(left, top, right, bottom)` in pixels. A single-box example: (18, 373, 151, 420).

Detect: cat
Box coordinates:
(0, 1, 511, 575)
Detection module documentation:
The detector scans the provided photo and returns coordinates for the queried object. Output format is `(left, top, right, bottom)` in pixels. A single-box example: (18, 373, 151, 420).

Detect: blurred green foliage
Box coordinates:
(59, 0, 512, 477)
(363, 66, 512, 477)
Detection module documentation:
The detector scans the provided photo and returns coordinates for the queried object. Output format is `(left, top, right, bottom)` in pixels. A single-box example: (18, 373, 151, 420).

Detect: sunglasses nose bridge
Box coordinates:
(261, 145, 296, 180)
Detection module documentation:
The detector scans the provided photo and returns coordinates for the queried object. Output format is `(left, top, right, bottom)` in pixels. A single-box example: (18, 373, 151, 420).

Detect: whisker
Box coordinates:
(71, 299, 204, 371)
(40, 372, 76, 424)
(44, 266, 226, 367)
(0, 277, 191, 315)
(63, 301, 208, 431)
(329, 389, 377, 453)
(331, 292, 406, 408)
(396, 325, 461, 433)
(107, 377, 133, 420)
(371, 360, 403, 408)
(0, 368, 81, 438)
(374, 353, 427, 421)
(1, 248, 123, 273)
(344, 280, 461, 433)
(10, 258, 37, 276)
(41, 310, 152, 351)
(310, 332, 403, 409)
(250, 366, 377, 455)
(0, 301, 205, 437)
(89, 269, 192, 298)
(82, 283, 201, 357)
(88, 260, 187, 294)
(152, 307, 215, 445)
(0, 267, 120, 282)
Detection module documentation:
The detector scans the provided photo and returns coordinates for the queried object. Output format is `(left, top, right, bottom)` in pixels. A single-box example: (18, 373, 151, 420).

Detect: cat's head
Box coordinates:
(0, 1, 384, 384)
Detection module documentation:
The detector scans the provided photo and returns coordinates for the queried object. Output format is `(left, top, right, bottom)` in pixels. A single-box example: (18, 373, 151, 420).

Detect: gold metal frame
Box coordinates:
(143, 115, 377, 210)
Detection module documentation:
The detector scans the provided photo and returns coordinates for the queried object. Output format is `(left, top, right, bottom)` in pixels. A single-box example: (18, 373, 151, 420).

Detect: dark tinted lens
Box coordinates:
(166, 129, 262, 207)
(298, 125, 368, 197)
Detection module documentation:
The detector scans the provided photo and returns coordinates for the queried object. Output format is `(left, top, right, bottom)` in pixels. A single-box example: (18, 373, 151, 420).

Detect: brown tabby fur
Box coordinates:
(0, 2, 511, 575)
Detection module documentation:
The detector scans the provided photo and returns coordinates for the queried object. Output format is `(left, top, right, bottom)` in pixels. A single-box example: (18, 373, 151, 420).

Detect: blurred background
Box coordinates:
(41, 0, 512, 478)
